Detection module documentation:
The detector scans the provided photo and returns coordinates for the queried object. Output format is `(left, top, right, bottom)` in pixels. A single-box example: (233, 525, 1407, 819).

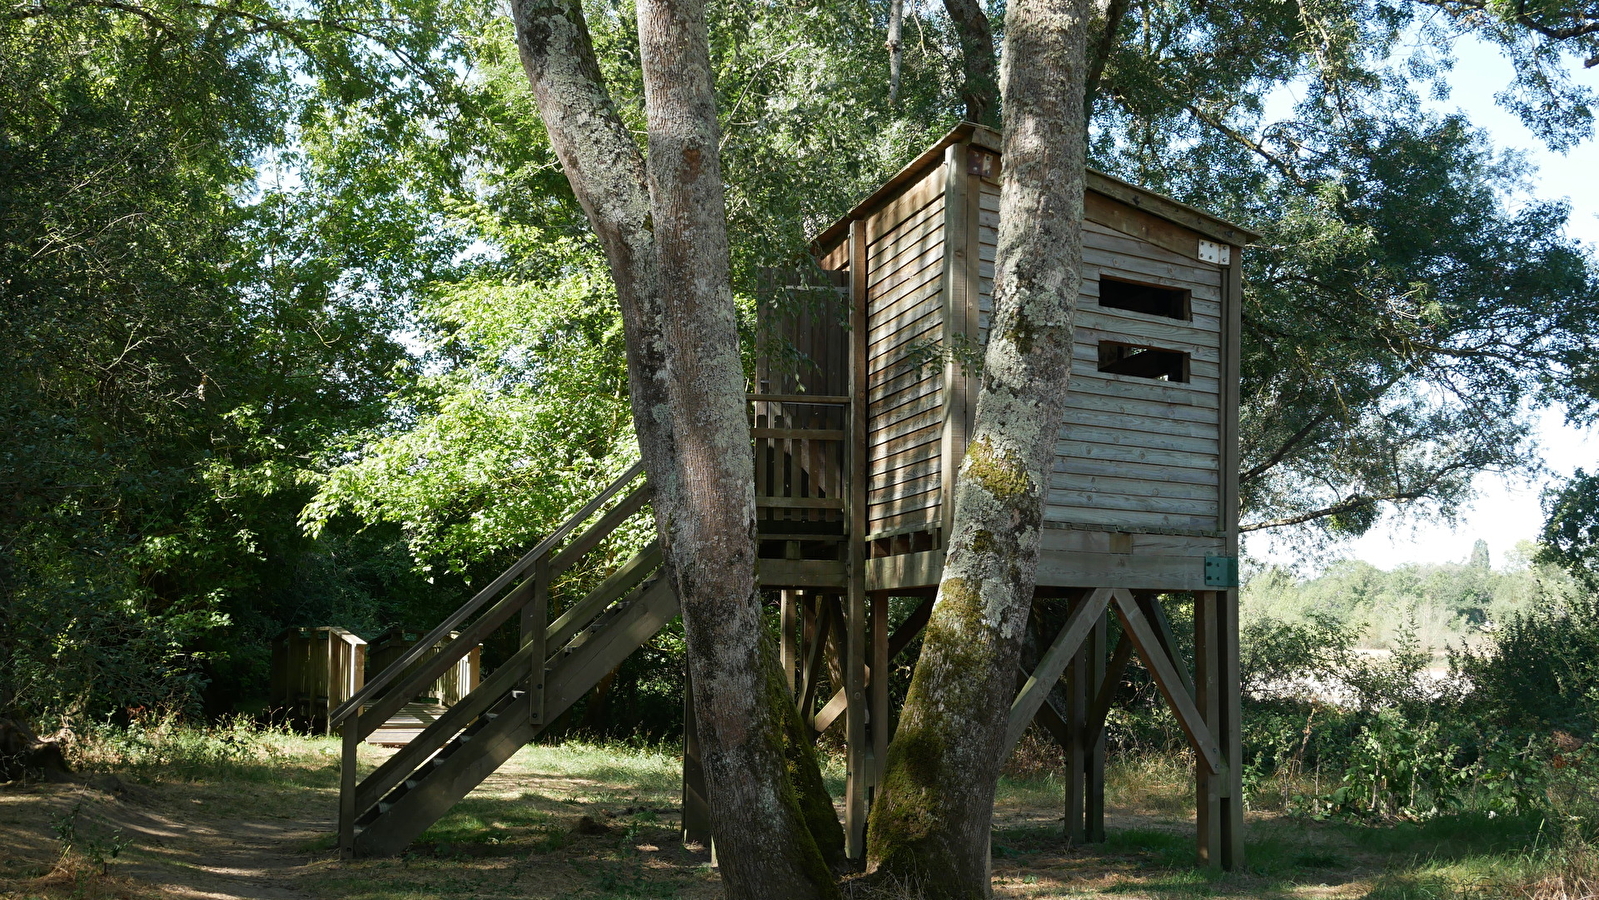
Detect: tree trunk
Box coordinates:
(635, 1, 841, 895)
(512, 1, 844, 893)
(0, 718, 72, 782)
(866, 0, 1090, 894)
(943, 0, 1001, 127)
(887, 0, 906, 103)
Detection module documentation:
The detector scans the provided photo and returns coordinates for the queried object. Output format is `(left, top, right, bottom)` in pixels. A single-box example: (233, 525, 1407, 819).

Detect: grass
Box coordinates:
(2, 720, 1596, 899)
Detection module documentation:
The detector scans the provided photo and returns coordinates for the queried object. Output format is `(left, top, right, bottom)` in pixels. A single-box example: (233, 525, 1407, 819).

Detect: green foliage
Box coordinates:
(1540, 469, 1599, 589)
(306, 267, 638, 571)
(0, 0, 492, 722)
(1242, 543, 1577, 650)
(1231, 552, 1599, 824)
(1452, 591, 1599, 738)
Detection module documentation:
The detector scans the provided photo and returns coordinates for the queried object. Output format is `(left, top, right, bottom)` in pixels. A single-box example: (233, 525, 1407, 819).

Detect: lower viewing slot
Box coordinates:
(1097, 341, 1189, 382)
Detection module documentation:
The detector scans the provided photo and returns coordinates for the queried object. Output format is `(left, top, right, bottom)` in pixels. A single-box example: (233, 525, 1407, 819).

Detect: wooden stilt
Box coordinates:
(1195, 589, 1223, 868)
(681, 667, 711, 848)
(799, 598, 832, 731)
(1086, 611, 1108, 843)
(1221, 586, 1245, 869)
(1065, 617, 1088, 846)
(870, 591, 889, 793)
(844, 219, 870, 859)
(781, 589, 797, 697)
(844, 581, 867, 858)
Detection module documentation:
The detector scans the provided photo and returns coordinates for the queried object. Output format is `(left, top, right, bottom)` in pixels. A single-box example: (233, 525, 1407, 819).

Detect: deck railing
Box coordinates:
(749, 393, 850, 541)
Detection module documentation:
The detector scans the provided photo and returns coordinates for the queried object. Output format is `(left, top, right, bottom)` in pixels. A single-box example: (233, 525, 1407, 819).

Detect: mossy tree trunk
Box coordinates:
(865, 0, 1091, 895)
(512, 1, 844, 895)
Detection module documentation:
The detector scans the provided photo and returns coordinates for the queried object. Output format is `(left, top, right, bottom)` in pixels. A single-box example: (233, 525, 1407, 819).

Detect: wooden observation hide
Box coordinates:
(733, 123, 1256, 867)
(331, 123, 1254, 867)
(270, 626, 366, 733)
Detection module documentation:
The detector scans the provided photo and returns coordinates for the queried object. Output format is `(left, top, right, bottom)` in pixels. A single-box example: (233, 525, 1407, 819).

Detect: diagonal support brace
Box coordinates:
(1111, 589, 1221, 774)
(1004, 588, 1113, 755)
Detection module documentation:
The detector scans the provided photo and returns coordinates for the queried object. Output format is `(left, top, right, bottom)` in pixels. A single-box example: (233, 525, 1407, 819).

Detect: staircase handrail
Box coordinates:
(329, 459, 647, 727)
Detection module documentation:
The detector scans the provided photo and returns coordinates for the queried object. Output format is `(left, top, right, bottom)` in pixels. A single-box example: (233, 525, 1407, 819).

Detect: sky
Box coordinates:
(1243, 34, 1599, 572)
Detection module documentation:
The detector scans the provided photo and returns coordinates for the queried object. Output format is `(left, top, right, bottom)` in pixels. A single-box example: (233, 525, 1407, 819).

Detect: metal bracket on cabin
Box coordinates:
(1203, 555, 1239, 588)
(966, 148, 999, 179)
(1198, 240, 1231, 265)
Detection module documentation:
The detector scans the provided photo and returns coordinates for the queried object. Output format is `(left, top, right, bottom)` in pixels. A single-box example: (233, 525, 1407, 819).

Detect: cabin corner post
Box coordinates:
(1197, 247, 1246, 869)
(1223, 250, 1245, 869)
(843, 220, 871, 859)
(937, 141, 974, 543)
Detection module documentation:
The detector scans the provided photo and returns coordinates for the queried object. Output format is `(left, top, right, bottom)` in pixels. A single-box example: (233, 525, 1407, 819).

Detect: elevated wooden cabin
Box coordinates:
(753, 122, 1253, 592)
(743, 122, 1257, 866)
(334, 124, 1255, 869)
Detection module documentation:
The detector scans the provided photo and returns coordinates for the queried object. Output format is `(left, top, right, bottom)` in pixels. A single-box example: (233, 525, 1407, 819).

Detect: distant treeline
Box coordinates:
(1242, 540, 1581, 652)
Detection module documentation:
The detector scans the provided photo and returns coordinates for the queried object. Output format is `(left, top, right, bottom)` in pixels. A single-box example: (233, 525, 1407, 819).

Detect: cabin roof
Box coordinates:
(811, 123, 1260, 252)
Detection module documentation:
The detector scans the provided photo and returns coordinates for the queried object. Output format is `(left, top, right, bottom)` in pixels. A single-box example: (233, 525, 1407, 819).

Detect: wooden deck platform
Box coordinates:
(366, 702, 451, 747)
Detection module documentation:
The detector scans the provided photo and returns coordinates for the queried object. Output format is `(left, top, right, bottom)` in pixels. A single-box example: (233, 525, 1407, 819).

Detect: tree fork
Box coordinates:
(514, 1, 843, 894)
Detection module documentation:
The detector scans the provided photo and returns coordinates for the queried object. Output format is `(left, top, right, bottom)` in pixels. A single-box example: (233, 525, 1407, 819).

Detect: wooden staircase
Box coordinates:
(329, 462, 677, 857)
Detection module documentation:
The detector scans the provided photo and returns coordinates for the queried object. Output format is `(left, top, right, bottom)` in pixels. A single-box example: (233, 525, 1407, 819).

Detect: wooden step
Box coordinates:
(351, 578, 681, 856)
(366, 702, 451, 747)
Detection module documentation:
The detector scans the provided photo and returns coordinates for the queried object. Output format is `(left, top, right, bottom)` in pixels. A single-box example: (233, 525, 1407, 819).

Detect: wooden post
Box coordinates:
(681, 666, 712, 848)
(1086, 610, 1108, 843)
(1221, 586, 1245, 869)
(871, 590, 890, 791)
(1065, 630, 1088, 846)
(322, 632, 335, 733)
(781, 589, 797, 697)
(526, 558, 550, 726)
(844, 219, 870, 858)
(1195, 589, 1223, 867)
(339, 716, 358, 856)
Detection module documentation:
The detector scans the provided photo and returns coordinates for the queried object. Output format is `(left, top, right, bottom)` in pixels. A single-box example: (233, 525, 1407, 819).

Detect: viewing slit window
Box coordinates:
(1098, 341, 1189, 382)
(1098, 276, 1190, 320)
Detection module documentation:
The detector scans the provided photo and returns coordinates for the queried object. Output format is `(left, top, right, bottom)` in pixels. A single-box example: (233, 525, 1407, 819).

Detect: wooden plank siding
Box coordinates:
(862, 162, 949, 538)
(967, 160, 1226, 537)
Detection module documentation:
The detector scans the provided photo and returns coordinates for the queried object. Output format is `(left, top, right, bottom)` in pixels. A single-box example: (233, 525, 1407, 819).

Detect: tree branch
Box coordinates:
(1085, 0, 1130, 118)
(1239, 410, 1336, 483)
(887, 0, 905, 103)
(943, 0, 1000, 126)
(1184, 102, 1310, 189)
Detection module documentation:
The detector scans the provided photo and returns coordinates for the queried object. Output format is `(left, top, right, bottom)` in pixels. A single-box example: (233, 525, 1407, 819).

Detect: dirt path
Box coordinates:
(0, 773, 332, 900)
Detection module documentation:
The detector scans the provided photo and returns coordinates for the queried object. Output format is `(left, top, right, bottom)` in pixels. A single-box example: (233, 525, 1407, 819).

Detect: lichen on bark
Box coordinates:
(963, 436, 1034, 503)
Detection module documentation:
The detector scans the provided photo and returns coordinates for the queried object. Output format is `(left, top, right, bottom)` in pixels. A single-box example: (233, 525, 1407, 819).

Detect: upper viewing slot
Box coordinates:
(1098, 276, 1190, 321)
